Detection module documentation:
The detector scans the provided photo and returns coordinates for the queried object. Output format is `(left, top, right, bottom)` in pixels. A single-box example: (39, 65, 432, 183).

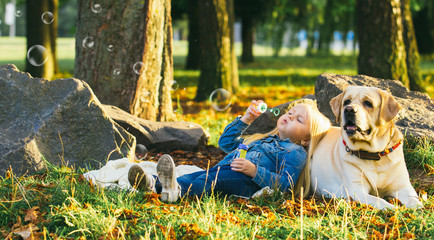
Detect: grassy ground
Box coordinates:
(1, 37, 434, 239)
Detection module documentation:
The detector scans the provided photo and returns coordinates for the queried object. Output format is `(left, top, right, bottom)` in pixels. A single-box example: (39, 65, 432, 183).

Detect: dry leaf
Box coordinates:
(424, 164, 434, 175)
(24, 206, 40, 223)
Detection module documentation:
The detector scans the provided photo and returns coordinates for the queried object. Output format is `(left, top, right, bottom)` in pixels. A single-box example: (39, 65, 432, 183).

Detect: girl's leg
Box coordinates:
(177, 165, 261, 198)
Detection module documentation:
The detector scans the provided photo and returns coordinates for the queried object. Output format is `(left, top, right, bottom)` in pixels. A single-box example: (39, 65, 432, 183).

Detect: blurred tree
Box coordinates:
(57, 0, 76, 37)
(185, 0, 200, 69)
(195, 0, 239, 102)
(75, 0, 174, 121)
(412, 0, 434, 54)
(26, 0, 58, 79)
(401, 0, 424, 91)
(267, 0, 302, 57)
(234, 0, 271, 63)
(357, 0, 423, 90)
(317, 0, 355, 56)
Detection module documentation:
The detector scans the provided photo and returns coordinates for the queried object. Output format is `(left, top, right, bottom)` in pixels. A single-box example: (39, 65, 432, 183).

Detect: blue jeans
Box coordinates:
(155, 165, 261, 198)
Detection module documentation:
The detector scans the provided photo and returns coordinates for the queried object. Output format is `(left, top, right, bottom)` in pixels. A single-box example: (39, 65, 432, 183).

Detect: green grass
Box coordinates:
(1, 162, 433, 239)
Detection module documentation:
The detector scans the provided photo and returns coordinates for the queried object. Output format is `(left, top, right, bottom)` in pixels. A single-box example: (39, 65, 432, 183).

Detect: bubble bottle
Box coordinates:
(251, 100, 267, 115)
(238, 144, 248, 158)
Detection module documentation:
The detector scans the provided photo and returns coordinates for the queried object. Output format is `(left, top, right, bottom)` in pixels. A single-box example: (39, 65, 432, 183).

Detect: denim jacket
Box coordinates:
(217, 116, 307, 193)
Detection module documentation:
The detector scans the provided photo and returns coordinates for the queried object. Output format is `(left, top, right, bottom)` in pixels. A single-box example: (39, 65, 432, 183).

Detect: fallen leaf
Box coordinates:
(24, 206, 42, 223)
(424, 164, 434, 175)
(7, 223, 39, 240)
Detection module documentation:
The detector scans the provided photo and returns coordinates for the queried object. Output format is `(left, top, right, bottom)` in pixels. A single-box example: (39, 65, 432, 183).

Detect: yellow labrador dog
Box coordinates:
(311, 86, 422, 209)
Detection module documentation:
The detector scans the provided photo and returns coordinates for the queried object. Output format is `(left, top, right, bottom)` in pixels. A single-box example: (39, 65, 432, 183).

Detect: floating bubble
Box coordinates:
(82, 37, 95, 49)
(15, 10, 22, 17)
(209, 88, 232, 111)
(171, 80, 179, 91)
(41, 11, 54, 24)
(92, 3, 102, 13)
(113, 68, 121, 76)
(27, 45, 48, 67)
(107, 45, 114, 52)
(133, 62, 144, 75)
(272, 108, 280, 116)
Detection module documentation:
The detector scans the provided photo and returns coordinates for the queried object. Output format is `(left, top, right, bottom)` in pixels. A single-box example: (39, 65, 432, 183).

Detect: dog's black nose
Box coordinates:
(344, 106, 356, 114)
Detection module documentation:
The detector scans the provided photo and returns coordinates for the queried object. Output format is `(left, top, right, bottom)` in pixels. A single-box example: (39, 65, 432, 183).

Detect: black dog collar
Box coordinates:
(342, 139, 402, 161)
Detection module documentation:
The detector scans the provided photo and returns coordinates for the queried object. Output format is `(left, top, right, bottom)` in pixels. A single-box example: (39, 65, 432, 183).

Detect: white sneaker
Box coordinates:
(128, 165, 155, 192)
(157, 154, 180, 202)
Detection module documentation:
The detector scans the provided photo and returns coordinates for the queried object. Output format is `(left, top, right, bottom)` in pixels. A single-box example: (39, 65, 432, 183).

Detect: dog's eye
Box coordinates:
(343, 99, 351, 106)
(363, 101, 373, 108)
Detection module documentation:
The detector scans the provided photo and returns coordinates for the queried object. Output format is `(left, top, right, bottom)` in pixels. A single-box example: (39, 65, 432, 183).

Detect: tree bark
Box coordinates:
(185, 0, 200, 70)
(401, 0, 424, 91)
(195, 0, 238, 102)
(241, 15, 254, 63)
(26, 0, 58, 79)
(49, 0, 59, 74)
(227, 0, 239, 93)
(75, 0, 174, 121)
(357, 0, 409, 87)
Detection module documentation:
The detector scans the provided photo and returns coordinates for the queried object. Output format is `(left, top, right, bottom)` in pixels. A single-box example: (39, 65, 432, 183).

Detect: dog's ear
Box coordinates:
(330, 92, 344, 123)
(378, 89, 401, 123)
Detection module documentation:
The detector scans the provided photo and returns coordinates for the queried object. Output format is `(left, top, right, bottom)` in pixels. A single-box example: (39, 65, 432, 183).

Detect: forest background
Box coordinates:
(0, 0, 433, 239)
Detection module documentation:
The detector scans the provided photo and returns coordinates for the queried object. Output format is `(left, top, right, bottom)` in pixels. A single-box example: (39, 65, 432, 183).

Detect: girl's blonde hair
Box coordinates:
(242, 99, 331, 197)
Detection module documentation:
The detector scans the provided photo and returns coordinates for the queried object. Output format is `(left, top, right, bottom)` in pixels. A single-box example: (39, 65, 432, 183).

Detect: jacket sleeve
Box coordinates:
(218, 116, 249, 153)
(252, 147, 307, 192)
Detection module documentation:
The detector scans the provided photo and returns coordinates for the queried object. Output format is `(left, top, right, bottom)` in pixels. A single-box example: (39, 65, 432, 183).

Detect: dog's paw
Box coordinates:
(404, 197, 423, 209)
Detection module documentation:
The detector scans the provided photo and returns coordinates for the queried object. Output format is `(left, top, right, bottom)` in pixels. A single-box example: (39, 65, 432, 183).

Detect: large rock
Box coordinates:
(0, 65, 136, 176)
(103, 104, 209, 151)
(315, 73, 434, 139)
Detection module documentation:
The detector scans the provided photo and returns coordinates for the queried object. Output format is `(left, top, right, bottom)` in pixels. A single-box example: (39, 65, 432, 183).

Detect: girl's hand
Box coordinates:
(240, 100, 261, 124)
(230, 158, 257, 177)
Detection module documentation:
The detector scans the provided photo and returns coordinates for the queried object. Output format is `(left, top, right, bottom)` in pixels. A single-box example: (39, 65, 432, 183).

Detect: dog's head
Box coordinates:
(330, 86, 401, 151)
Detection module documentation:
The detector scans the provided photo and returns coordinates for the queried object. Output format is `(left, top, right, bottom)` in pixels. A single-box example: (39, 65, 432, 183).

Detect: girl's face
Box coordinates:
(277, 104, 310, 145)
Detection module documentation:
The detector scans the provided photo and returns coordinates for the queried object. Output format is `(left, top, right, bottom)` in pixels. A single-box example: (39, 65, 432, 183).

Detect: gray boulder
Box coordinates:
(315, 73, 434, 139)
(0, 64, 136, 176)
(103, 104, 209, 151)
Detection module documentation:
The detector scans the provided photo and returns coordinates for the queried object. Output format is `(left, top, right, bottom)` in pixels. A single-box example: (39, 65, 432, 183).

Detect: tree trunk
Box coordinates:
(227, 0, 239, 93)
(195, 0, 236, 102)
(185, 0, 200, 70)
(356, 0, 409, 87)
(401, 0, 424, 91)
(49, 0, 59, 74)
(413, 2, 434, 54)
(75, 0, 174, 121)
(26, 0, 58, 79)
(241, 15, 254, 63)
(317, 0, 334, 56)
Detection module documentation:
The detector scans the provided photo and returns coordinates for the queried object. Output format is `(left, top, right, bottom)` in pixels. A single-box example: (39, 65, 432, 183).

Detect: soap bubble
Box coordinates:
(209, 88, 231, 111)
(133, 62, 144, 75)
(113, 68, 121, 76)
(171, 80, 179, 91)
(92, 3, 102, 13)
(41, 11, 54, 24)
(82, 37, 95, 49)
(106, 45, 114, 52)
(15, 10, 22, 17)
(27, 45, 48, 66)
(270, 108, 281, 116)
